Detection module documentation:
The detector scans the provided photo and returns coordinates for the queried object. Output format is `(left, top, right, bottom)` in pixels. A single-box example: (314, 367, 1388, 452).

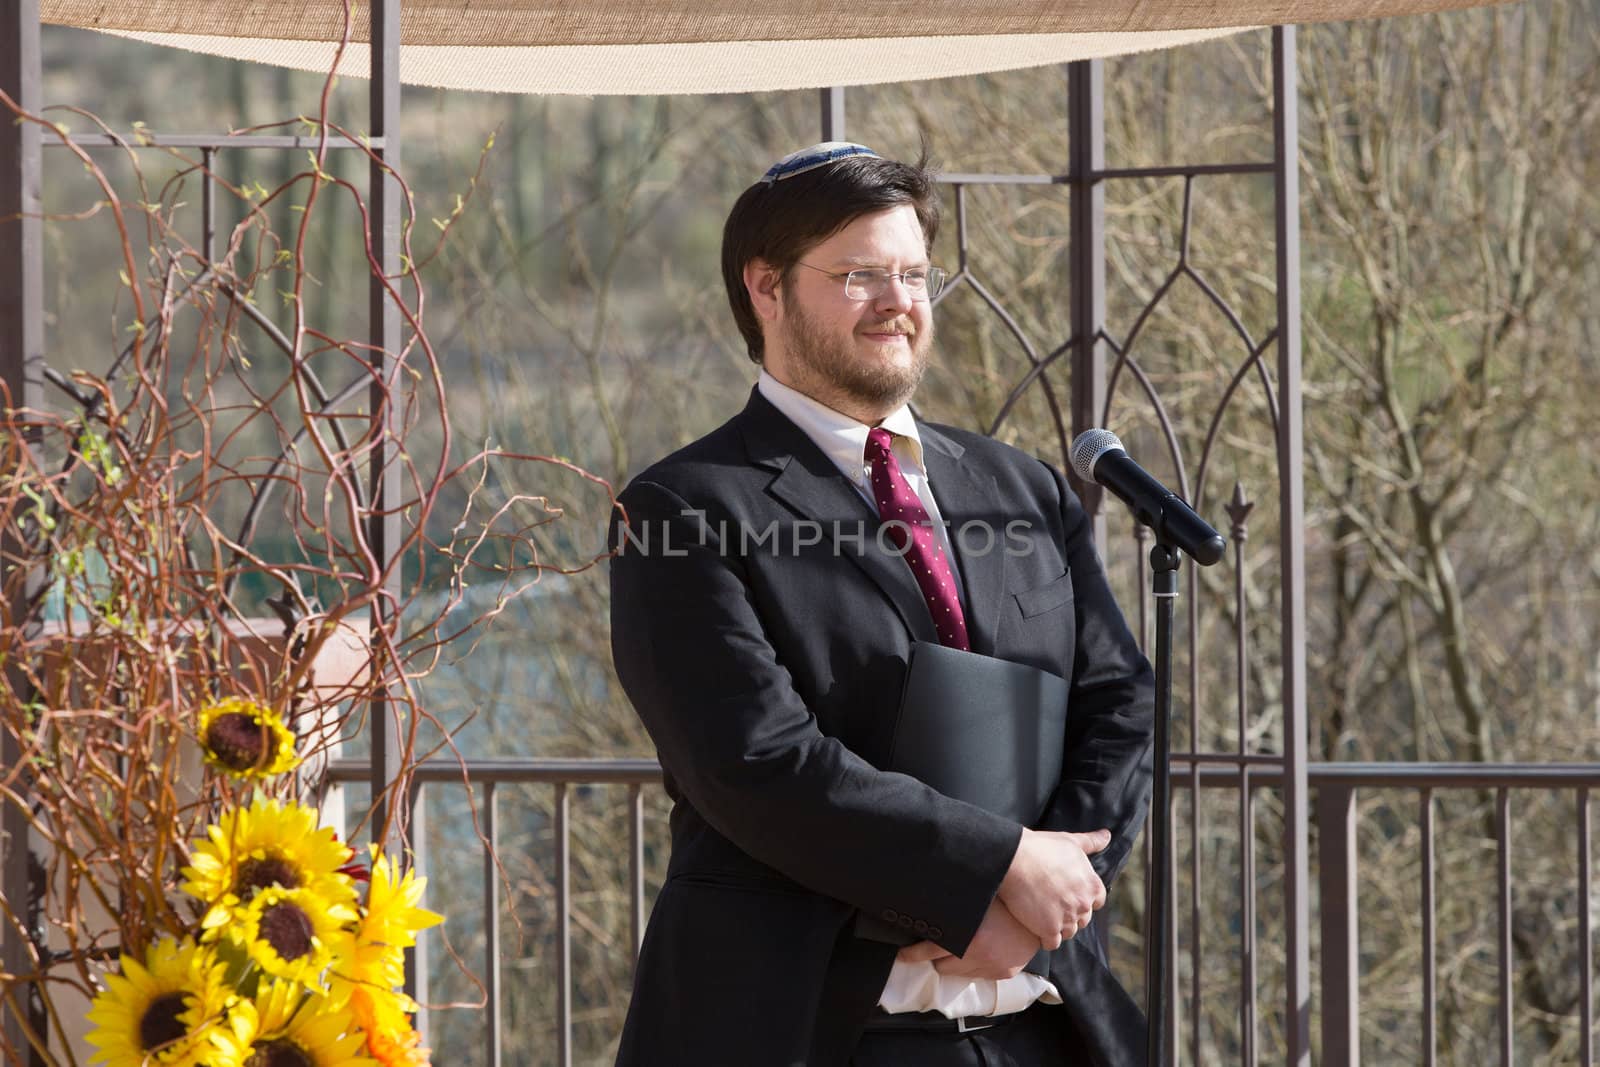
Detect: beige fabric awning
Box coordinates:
(85, 28, 1259, 94)
(43, 1, 1517, 95)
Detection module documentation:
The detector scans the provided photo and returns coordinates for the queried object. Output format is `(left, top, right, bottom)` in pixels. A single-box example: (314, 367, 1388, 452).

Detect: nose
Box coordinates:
(874, 274, 916, 316)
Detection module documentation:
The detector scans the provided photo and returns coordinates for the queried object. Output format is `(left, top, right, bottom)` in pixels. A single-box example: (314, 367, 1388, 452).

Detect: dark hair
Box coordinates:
(720, 148, 940, 364)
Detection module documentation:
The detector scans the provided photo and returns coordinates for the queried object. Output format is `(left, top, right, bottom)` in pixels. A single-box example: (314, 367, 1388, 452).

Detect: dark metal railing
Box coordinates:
(326, 757, 661, 1067)
(329, 757, 1599, 1066)
(1172, 759, 1600, 1065)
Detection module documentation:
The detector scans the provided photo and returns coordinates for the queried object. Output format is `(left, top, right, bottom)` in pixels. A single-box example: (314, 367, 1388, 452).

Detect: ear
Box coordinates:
(743, 258, 784, 324)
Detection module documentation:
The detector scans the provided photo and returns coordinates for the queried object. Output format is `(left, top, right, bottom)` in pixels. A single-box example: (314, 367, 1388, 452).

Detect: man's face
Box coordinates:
(768, 204, 935, 420)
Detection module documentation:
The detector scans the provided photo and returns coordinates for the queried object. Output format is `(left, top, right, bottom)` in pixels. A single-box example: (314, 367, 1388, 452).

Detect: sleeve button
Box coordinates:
(881, 908, 899, 923)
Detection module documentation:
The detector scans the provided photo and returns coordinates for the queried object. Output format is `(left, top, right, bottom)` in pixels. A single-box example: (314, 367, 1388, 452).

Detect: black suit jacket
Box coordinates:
(608, 387, 1154, 1066)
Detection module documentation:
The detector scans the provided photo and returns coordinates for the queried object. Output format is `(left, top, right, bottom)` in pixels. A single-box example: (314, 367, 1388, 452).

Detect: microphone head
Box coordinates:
(1070, 428, 1123, 483)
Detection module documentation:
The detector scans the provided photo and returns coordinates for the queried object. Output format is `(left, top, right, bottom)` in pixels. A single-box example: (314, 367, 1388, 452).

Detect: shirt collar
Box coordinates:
(757, 370, 926, 476)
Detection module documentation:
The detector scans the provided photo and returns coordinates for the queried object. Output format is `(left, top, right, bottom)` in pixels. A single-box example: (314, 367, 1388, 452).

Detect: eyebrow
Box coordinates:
(832, 257, 932, 269)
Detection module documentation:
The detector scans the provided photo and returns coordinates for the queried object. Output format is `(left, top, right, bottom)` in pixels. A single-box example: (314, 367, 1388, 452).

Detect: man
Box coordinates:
(608, 142, 1154, 1066)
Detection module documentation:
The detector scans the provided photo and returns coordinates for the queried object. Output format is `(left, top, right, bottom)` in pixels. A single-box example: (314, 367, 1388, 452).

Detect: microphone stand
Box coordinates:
(1145, 541, 1179, 1067)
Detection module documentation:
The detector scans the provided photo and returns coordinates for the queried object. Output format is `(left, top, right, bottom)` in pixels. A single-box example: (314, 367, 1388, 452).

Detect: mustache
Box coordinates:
(861, 320, 916, 335)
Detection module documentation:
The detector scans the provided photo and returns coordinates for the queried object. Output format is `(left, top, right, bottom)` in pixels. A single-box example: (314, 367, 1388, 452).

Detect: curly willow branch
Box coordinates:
(0, 49, 614, 1067)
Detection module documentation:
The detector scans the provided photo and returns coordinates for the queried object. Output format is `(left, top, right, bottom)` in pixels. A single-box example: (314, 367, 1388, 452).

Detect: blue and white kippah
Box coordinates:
(759, 141, 881, 185)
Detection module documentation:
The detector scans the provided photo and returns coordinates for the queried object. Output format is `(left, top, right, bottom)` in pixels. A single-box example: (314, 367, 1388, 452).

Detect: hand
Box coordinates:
(896, 941, 952, 965)
(930, 898, 1040, 980)
(996, 827, 1110, 950)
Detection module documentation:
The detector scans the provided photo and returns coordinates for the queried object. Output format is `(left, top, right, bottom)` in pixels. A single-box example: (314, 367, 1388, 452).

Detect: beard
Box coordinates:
(776, 291, 932, 417)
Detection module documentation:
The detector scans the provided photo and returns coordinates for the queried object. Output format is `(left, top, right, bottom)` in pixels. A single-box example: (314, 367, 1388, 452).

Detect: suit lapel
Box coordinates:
(919, 423, 1007, 658)
(738, 388, 941, 646)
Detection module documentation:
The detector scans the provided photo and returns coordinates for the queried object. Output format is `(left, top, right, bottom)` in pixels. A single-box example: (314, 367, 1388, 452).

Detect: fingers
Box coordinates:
(1067, 828, 1113, 855)
(937, 898, 1044, 980)
(998, 830, 1112, 950)
(1060, 912, 1092, 943)
(1001, 902, 1062, 947)
(896, 940, 952, 964)
(933, 954, 1024, 981)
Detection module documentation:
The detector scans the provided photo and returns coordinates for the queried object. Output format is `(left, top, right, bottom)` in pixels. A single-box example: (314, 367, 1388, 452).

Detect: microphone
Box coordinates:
(1069, 429, 1226, 566)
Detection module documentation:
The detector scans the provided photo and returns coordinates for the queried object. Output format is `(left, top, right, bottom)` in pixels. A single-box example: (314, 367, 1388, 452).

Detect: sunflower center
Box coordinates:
(247, 1038, 315, 1067)
(236, 855, 302, 896)
(138, 991, 189, 1052)
(204, 712, 278, 771)
(258, 900, 315, 961)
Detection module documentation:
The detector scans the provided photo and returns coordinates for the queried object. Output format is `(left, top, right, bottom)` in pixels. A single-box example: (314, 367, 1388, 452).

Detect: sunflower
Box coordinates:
(213, 980, 376, 1067)
(327, 933, 405, 1006)
(346, 986, 429, 1067)
(361, 848, 443, 951)
(329, 846, 442, 1002)
(84, 937, 237, 1067)
(231, 885, 356, 990)
(197, 696, 300, 779)
(182, 796, 357, 935)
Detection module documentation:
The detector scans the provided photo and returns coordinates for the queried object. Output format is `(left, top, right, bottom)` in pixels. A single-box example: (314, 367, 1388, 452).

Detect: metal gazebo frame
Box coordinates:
(5, 3, 1348, 1062)
(3, 4, 1312, 1062)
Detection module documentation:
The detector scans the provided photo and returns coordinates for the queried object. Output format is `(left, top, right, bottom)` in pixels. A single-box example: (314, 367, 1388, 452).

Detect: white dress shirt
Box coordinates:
(756, 371, 1062, 1019)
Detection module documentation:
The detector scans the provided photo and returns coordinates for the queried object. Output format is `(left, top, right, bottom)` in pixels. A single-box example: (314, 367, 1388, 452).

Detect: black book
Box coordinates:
(856, 641, 1069, 976)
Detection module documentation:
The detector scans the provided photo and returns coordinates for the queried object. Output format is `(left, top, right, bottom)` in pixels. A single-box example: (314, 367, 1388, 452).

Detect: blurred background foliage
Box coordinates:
(31, 0, 1599, 1060)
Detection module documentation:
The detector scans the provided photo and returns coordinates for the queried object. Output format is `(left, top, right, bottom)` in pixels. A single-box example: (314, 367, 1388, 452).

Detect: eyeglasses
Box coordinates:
(794, 262, 948, 301)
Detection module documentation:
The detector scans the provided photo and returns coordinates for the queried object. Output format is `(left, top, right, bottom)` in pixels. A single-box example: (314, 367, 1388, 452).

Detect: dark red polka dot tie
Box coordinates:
(865, 427, 971, 651)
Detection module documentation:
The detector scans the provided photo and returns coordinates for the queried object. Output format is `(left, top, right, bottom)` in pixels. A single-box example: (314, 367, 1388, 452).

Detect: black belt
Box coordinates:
(862, 1009, 1022, 1035)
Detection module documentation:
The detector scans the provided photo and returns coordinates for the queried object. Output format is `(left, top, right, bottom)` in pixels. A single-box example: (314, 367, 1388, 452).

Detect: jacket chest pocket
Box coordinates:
(1014, 569, 1074, 618)
(999, 569, 1077, 678)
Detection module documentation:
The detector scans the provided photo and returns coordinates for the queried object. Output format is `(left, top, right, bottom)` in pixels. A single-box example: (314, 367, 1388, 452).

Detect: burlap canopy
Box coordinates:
(42, 0, 1516, 94)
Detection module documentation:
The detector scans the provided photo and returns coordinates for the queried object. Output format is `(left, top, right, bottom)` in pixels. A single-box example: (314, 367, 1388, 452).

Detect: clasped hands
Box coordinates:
(896, 827, 1110, 980)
